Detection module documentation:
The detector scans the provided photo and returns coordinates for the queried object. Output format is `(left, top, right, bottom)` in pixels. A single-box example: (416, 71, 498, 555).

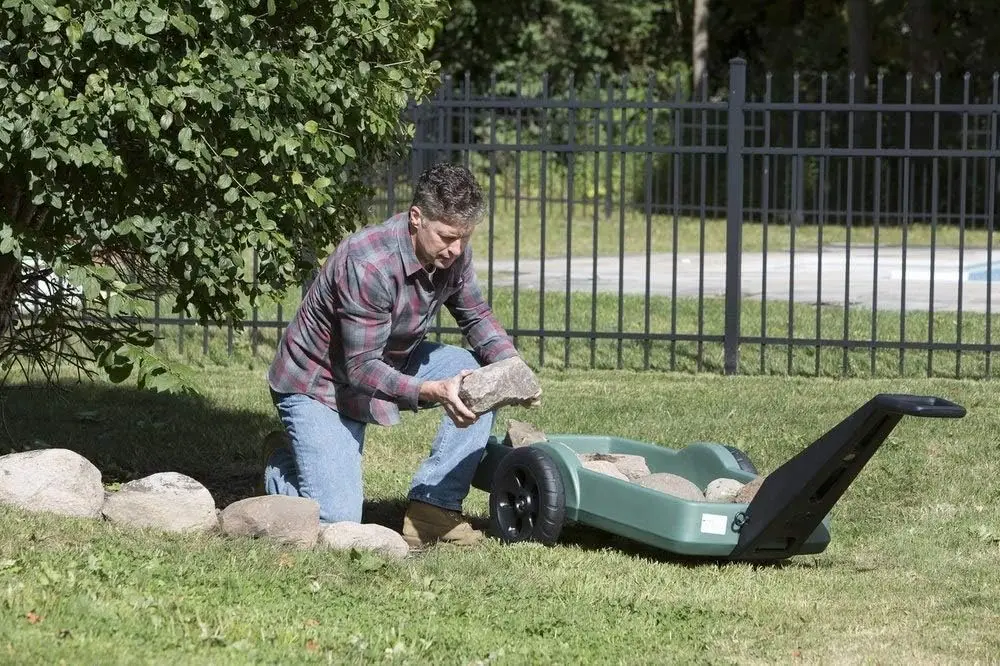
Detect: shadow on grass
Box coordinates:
(0, 381, 435, 534)
(0, 381, 276, 510)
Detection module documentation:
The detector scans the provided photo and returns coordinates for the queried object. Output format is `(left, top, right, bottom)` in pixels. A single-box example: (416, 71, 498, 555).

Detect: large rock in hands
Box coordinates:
(102, 472, 218, 533)
(0, 449, 104, 518)
(459, 356, 542, 414)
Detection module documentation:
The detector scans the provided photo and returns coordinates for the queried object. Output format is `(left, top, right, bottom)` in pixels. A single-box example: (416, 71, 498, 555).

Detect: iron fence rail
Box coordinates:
(146, 59, 1000, 379)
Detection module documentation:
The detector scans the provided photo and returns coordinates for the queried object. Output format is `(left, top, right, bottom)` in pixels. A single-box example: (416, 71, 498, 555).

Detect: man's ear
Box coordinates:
(409, 206, 423, 230)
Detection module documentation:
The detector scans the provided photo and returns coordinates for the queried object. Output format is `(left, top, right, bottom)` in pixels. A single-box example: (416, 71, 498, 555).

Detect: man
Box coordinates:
(264, 162, 529, 549)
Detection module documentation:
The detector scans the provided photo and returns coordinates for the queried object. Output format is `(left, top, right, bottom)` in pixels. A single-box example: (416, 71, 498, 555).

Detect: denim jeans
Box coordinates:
(263, 341, 495, 523)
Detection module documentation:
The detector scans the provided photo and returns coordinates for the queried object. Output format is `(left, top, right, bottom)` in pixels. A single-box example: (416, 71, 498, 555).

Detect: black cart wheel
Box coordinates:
(489, 447, 565, 545)
(724, 445, 759, 475)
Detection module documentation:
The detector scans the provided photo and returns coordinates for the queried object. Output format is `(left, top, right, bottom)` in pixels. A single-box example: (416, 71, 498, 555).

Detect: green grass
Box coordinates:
(153, 287, 1000, 380)
(1, 368, 998, 663)
(478, 203, 996, 259)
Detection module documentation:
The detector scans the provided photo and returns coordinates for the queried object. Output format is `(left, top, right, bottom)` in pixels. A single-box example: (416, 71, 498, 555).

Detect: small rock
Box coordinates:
(459, 356, 542, 414)
(705, 478, 745, 503)
(102, 472, 218, 533)
(734, 476, 765, 503)
(0, 449, 104, 518)
(220, 496, 320, 547)
(579, 453, 651, 480)
(580, 459, 629, 481)
(504, 420, 547, 447)
(320, 522, 409, 560)
(634, 473, 705, 501)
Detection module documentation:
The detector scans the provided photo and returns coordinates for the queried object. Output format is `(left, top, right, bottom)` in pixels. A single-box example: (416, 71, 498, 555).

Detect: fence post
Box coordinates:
(724, 58, 747, 375)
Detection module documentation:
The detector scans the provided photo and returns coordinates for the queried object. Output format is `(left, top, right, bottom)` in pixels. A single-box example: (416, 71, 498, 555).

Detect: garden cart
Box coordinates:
(471, 393, 966, 561)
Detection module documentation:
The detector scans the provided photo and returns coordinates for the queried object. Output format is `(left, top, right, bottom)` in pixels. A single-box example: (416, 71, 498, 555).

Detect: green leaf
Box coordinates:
(224, 187, 239, 204)
(221, 147, 239, 157)
(175, 158, 193, 171)
(217, 173, 232, 188)
(304, 120, 319, 134)
(290, 171, 303, 185)
(359, 61, 370, 75)
(67, 21, 84, 44)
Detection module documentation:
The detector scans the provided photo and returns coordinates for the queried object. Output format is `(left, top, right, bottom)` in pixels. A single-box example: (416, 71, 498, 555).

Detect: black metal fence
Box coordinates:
(149, 59, 1000, 379)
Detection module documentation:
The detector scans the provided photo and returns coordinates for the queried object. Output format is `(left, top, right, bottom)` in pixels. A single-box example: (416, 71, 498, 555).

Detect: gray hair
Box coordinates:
(410, 163, 486, 228)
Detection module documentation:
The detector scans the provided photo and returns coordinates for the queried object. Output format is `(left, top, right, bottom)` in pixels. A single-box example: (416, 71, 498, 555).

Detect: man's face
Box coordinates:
(410, 207, 474, 270)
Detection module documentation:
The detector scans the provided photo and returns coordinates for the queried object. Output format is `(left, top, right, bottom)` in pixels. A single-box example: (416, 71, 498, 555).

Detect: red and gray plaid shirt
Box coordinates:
(267, 213, 517, 425)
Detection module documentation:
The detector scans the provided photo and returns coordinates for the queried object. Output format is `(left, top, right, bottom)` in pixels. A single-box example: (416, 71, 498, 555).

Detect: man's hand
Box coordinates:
(418, 370, 479, 428)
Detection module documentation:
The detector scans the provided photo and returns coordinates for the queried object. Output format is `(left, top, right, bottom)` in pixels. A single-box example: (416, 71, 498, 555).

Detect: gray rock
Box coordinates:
(220, 496, 320, 547)
(734, 476, 765, 503)
(579, 453, 651, 480)
(580, 459, 629, 481)
(320, 522, 409, 560)
(102, 472, 218, 533)
(705, 478, 745, 503)
(634, 473, 705, 501)
(459, 356, 542, 414)
(0, 449, 104, 518)
(504, 420, 547, 447)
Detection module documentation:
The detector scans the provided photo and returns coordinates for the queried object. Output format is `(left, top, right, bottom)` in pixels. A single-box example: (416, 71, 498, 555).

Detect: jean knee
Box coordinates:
(448, 346, 482, 372)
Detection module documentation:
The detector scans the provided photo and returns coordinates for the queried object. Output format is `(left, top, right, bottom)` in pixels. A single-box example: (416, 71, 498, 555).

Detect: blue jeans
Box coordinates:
(263, 342, 495, 523)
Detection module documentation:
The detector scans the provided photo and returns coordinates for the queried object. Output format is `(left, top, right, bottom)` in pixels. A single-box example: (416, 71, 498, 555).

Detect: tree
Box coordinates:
(0, 0, 444, 390)
(847, 0, 870, 100)
(692, 0, 709, 91)
(431, 0, 688, 92)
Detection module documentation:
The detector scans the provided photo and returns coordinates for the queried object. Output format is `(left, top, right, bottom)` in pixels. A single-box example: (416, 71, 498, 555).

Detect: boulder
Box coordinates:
(734, 476, 765, 503)
(459, 356, 542, 414)
(579, 453, 651, 480)
(220, 496, 320, 547)
(0, 449, 104, 518)
(634, 473, 705, 501)
(319, 522, 409, 560)
(504, 420, 547, 447)
(580, 459, 628, 481)
(705, 478, 745, 503)
(102, 472, 218, 533)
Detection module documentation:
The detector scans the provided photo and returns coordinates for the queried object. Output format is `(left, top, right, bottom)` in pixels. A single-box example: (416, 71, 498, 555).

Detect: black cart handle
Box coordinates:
(871, 394, 966, 419)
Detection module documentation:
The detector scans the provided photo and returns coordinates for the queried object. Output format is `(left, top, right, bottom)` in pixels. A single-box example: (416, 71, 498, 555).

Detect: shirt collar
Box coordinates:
(394, 213, 425, 277)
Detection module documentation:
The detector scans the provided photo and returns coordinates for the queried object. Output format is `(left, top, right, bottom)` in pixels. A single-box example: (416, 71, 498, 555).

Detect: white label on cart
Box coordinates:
(700, 513, 728, 536)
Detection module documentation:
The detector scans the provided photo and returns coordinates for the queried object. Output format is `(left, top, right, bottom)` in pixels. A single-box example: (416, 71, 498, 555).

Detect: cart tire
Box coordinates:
(724, 445, 759, 475)
(489, 447, 565, 545)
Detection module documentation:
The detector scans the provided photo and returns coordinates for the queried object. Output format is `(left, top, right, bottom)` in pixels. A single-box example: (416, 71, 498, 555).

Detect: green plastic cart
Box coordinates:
(471, 394, 966, 561)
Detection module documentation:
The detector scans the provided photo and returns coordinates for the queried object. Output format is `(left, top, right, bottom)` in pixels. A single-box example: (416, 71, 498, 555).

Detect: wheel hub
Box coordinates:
(513, 493, 533, 516)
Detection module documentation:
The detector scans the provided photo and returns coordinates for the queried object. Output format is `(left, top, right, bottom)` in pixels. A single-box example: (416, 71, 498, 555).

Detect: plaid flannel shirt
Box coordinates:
(267, 213, 518, 425)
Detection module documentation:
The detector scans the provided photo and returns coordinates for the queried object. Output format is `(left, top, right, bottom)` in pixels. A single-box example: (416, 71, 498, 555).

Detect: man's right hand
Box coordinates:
(418, 370, 479, 428)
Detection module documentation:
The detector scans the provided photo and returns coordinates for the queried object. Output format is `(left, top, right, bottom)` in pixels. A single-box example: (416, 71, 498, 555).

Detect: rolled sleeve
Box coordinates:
(336, 257, 423, 410)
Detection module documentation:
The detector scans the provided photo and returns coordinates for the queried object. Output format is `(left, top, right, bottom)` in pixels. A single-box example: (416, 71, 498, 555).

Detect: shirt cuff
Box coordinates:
(396, 373, 424, 412)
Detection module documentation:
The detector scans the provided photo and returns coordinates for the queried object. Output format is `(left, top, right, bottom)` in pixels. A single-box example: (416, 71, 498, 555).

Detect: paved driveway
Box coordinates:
(484, 246, 1000, 313)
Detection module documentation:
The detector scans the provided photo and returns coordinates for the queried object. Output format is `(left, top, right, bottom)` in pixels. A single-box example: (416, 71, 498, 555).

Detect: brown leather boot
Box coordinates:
(402, 500, 484, 549)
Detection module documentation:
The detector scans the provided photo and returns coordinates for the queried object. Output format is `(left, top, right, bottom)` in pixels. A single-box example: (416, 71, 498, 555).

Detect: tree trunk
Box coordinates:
(692, 0, 709, 95)
(907, 0, 937, 91)
(847, 0, 870, 103)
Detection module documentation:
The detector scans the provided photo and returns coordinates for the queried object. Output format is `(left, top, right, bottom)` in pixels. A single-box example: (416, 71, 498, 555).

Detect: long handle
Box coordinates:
(872, 394, 967, 419)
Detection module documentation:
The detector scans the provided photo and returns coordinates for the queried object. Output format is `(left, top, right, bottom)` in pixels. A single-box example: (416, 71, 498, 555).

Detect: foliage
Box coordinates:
(0, 0, 444, 389)
(431, 0, 689, 93)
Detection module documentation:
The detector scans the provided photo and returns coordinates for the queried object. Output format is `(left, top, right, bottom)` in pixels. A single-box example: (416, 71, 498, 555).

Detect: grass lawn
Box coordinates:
(158, 287, 1000, 381)
(0, 366, 998, 663)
